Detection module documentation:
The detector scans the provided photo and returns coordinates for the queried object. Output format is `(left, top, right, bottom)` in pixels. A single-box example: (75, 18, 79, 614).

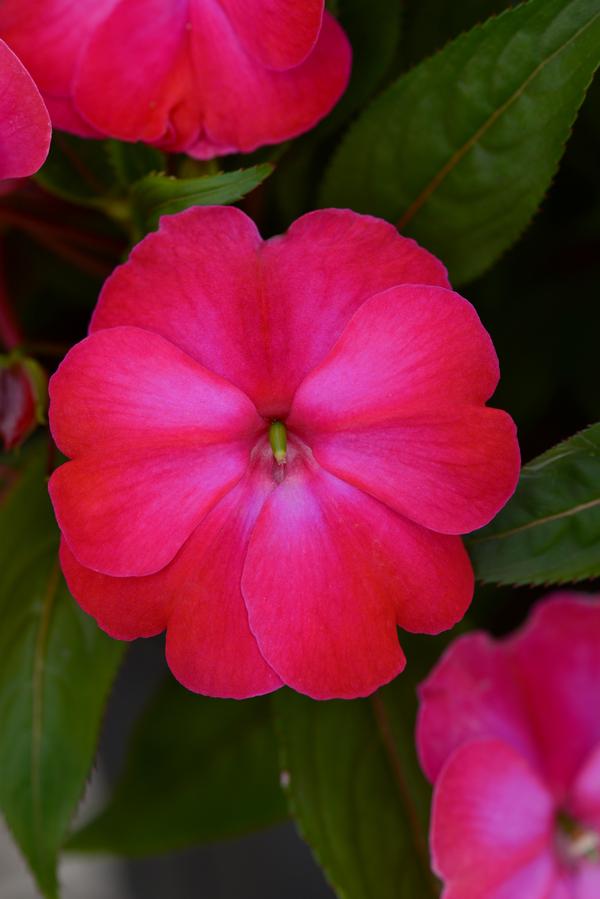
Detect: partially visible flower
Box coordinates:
(0, 354, 47, 450)
(0, 38, 50, 180)
(418, 593, 600, 899)
(48, 206, 519, 700)
(0, 0, 350, 158)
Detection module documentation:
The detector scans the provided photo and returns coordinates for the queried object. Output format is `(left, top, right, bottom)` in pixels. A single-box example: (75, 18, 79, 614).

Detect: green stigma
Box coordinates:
(269, 420, 287, 464)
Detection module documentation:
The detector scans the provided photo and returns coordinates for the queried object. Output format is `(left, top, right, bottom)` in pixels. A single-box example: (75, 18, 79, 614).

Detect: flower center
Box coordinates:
(268, 420, 287, 465)
(556, 811, 600, 864)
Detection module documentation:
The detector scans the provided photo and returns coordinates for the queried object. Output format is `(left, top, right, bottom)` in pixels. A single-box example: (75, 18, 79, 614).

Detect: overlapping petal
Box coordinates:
(289, 284, 519, 534)
(241, 441, 473, 699)
(92, 208, 449, 417)
(49, 326, 262, 577)
(185, 8, 350, 158)
(431, 739, 554, 899)
(0, 39, 51, 180)
(74, 0, 199, 150)
(61, 453, 281, 699)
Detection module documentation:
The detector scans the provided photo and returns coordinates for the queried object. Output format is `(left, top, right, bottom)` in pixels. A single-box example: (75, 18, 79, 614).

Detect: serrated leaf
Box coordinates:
(321, 0, 600, 283)
(467, 423, 600, 585)
(69, 680, 286, 856)
(274, 636, 446, 899)
(0, 445, 124, 898)
(131, 165, 274, 233)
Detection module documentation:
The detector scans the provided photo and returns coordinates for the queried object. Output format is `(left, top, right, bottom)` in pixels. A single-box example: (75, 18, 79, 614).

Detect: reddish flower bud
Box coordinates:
(0, 355, 47, 450)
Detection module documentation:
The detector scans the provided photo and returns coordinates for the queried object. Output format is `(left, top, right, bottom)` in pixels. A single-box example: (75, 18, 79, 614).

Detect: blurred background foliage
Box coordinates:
(1, 0, 599, 896)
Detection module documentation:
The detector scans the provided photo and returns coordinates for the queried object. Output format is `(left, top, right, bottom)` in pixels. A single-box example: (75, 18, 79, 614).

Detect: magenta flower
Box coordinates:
(0, 0, 350, 157)
(0, 38, 50, 180)
(48, 207, 519, 699)
(418, 593, 600, 898)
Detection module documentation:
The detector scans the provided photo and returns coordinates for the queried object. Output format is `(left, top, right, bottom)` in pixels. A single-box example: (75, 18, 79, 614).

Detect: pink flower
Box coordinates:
(48, 206, 519, 699)
(0, 38, 50, 180)
(417, 593, 600, 899)
(0, 0, 350, 157)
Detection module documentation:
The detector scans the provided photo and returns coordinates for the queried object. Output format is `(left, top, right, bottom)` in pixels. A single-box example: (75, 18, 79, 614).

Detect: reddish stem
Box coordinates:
(0, 243, 22, 351)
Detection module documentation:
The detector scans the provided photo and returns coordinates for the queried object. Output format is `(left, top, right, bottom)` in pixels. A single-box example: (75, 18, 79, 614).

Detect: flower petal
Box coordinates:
(508, 594, 600, 797)
(289, 284, 519, 534)
(61, 456, 281, 699)
(49, 325, 262, 457)
(217, 0, 324, 69)
(165, 455, 282, 698)
(568, 742, 600, 832)
(0, 39, 51, 180)
(0, 0, 115, 132)
(92, 208, 449, 417)
(49, 326, 261, 577)
(60, 538, 169, 639)
(431, 739, 554, 899)
(241, 442, 473, 699)
(417, 632, 539, 783)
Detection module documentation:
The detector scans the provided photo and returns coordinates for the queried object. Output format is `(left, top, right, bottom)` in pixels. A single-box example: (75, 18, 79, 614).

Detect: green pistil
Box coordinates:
(269, 420, 287, 464)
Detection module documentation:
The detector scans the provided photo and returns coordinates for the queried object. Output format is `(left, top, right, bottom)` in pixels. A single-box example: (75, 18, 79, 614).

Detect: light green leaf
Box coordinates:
(131, 165, 274, 232)
(274, 636, 446, 899)
(321, 0, 600, 283)
(467, 423, 600, 585)
(69, 681, 286, 856)
(0, 446, 124, 898)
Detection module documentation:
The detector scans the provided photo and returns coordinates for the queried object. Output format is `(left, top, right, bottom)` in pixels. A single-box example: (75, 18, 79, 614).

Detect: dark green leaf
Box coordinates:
(401, 0, 516, 69)
(105, 141, 166, 187)
(273, 0, 402, 223)
(36, 134, 117, 207)
(0, 445, 124, 898)
(274, 637, 446, 899)
(69, 681, 286, 856)
(131, 165, 274, 233)
(467, 423, 600, 585)
(321, 0, 600, 283)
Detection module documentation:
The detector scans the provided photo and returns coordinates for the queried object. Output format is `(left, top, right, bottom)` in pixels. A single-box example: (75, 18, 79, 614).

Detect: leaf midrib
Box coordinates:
(397, 7, 600, 229)
(470, 495, 600, 543)
(370, 693, 438, 897)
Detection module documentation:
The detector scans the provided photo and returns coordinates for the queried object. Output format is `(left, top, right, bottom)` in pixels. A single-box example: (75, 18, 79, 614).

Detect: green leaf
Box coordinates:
(321, 0, 600, 283)
(131, 164, 274, 233)
(0, 445, 124, 898)
(467, 423, 600, 585)
(274, 637, 446, 899)
(69, 680, 286, 856)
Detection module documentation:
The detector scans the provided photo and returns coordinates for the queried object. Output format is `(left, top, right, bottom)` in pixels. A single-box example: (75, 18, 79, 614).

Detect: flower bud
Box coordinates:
(0, 354, 47, 450)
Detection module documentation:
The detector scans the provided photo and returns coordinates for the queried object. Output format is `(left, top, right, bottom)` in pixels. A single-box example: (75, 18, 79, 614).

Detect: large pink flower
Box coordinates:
(0, 38, 50, 179)
(0, 0, 350, 157)
(417, 593, 600, 899)
(48, 206, 519, 699)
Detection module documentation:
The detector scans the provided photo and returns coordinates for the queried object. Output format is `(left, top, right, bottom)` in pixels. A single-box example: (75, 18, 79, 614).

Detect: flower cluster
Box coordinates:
(418, 594, 600, 898)
(0, 0, 351, 157)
